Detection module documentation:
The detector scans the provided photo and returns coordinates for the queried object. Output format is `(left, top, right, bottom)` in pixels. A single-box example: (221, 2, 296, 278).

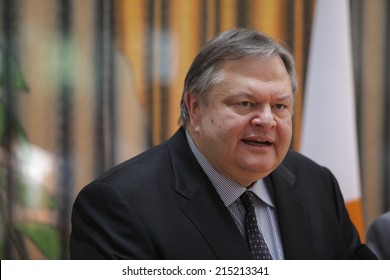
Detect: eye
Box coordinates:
(238, 101, 254, 108)
(273, 104, 287, 110)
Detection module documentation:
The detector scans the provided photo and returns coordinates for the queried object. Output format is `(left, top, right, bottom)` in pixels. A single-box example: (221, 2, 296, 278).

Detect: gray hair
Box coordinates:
(179, 28, 298, 126)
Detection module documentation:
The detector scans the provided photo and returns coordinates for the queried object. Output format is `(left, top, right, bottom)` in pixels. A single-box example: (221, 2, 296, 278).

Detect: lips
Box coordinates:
(242, 136, 274, 146)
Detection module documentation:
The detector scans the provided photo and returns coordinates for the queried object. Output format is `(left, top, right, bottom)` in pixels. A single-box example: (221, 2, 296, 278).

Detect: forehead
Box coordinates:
(212, 56, 293, 94)
(218, 55, 289, 80)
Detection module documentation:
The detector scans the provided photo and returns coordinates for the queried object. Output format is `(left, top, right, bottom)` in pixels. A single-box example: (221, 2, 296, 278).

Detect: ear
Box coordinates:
(185, 91, 201, 129)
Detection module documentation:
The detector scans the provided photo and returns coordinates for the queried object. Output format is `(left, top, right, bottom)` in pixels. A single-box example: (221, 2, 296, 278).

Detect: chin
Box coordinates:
(238, 173, 270, 187)
(243, 161, 275, 172)
(238, 167, 272, 180)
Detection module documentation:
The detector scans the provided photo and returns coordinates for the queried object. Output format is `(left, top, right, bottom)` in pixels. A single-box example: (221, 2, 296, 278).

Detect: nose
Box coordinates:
(250, 105, 276, 129)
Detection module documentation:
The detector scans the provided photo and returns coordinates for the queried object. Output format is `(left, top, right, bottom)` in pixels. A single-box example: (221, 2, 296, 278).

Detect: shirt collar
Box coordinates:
(250, 180, 275, 208)
(185, 130, 275, 208)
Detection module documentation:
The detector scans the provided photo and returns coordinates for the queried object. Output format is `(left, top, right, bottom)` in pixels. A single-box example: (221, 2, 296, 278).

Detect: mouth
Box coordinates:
(242, 137, 274, 147)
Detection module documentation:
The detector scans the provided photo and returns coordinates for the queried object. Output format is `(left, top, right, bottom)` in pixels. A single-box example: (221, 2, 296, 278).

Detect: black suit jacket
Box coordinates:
(70, 128, 374, 259)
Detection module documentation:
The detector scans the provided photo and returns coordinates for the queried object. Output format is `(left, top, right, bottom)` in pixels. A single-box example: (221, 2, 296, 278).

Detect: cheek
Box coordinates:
(277, 119, 293, 141)
(201, 106, 222, 126)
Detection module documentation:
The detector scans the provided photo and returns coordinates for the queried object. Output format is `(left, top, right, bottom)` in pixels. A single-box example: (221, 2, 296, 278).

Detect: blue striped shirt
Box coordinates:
(186, 131, 285, 259)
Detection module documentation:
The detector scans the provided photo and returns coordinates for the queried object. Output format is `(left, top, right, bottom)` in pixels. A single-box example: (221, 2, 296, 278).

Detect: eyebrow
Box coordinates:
(225, 92, 293, 102)
(273, 94, 293, 101)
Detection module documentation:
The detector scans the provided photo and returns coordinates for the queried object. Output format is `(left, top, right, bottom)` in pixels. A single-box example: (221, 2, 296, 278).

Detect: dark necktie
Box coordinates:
(241, 191, 273, 260)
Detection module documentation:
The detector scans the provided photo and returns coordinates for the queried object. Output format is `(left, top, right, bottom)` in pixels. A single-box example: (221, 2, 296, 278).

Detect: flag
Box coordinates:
(300, 0, 364, 238)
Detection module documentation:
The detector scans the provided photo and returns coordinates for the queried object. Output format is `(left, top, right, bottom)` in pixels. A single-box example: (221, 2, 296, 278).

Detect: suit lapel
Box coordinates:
(269, 165, 313, 259)
(168, 128, 252, 259)
(180, 180, 252, 259)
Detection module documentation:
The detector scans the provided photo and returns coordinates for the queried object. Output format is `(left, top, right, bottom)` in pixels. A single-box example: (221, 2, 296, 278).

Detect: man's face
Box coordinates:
(186, 55, 293, 186)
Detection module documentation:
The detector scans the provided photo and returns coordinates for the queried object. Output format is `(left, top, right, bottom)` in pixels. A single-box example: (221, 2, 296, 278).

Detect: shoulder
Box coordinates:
(277, 150, 340, 196)
(96, 142, 169, 185)
(377, 211, 390, 221)
(80, 128, 190, 194)
(369, 211, 390, 229)
(282, 150, 331, 176)
(367, 211, 390, 239)
(283, 150, 321, 166)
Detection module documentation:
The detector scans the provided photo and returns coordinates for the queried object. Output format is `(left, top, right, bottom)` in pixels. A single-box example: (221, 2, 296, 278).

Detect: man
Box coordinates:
(366, 211, 390, 259)
(70, 28, 376, 259)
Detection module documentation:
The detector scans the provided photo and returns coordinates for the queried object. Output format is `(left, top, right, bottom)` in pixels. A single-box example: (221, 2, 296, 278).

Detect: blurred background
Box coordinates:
(0, 0, 389, 259)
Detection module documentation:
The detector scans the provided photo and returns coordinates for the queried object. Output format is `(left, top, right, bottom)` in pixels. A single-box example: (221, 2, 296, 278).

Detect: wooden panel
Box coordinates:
(168, 0, 201, 136)
(360, 0, 387, 228)
(117, 0, 147, 106)
(250, 0, 285, 38)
